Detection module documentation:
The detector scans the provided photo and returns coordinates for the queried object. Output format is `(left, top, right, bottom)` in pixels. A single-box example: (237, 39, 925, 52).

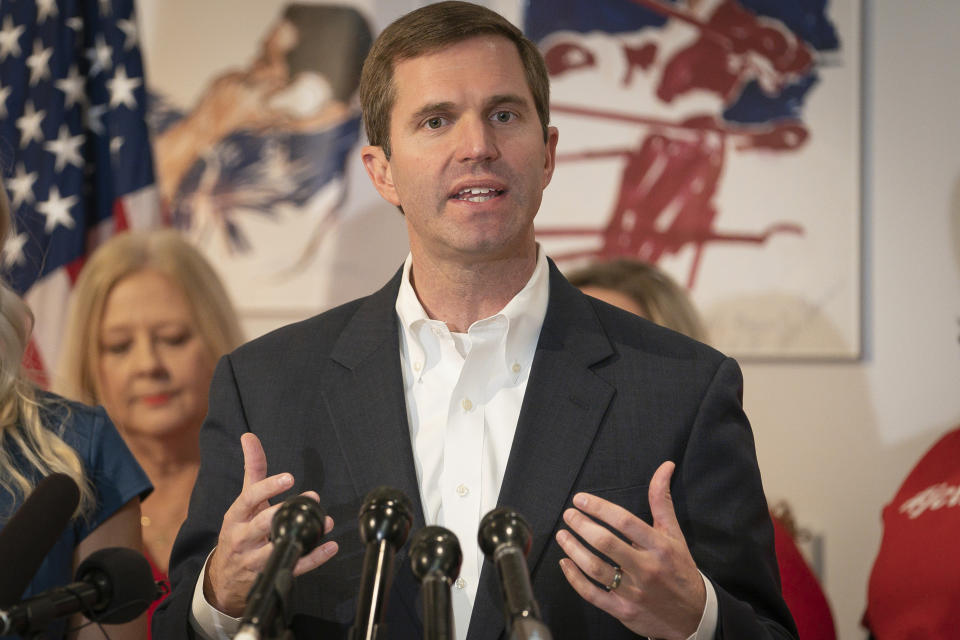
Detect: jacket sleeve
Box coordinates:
(676, 356, 798, 639)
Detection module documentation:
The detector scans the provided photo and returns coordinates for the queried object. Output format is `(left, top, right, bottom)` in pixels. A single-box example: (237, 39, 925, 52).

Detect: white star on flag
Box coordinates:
(85, 103, 107, 135)
(117, 18, 138, 50)
(55, 65, 87, 108)
(87, 33, 112, 75)
(7, 164, 38, 209)
(15, 100, 45, 148)
(107, 65, 141, 108)
(0, 82, 11, 118)
(37, 186, 78, 233)
(2, 232, 28, 269)
(26, 39, 53, 85)
(36, 0, 59, 23)
(44, 125, 85, 172)
(0, 15, 25, 60)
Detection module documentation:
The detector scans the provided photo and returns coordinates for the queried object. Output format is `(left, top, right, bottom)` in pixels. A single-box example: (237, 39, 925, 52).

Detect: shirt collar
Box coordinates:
(395, 247, 550, 381)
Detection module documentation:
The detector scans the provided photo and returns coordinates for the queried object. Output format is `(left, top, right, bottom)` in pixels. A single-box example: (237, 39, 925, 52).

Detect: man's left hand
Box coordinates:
(556, 461, 706, 640)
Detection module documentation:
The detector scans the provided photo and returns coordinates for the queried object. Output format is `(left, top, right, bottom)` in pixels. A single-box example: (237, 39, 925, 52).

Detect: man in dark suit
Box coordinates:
(153, 3, 797, 639)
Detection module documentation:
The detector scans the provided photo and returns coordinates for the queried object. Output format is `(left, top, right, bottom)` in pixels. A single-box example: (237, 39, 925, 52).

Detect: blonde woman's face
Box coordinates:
(96, 270, 215, 440)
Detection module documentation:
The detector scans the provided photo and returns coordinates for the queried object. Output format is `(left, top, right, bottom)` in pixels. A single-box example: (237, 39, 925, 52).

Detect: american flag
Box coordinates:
(0, 0, 161, 382)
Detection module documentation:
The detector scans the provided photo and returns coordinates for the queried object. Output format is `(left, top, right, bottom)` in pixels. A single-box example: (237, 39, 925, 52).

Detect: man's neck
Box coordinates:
(409, 246, 538, 333)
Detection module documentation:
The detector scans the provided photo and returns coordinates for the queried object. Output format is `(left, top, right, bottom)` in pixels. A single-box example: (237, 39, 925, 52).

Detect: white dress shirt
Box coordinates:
(190, 247, 717, 640)
(394, 249, 550, 639)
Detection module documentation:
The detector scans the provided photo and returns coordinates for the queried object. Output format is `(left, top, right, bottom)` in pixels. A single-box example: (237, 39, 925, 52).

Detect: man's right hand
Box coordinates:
(203, 433, 339, 616)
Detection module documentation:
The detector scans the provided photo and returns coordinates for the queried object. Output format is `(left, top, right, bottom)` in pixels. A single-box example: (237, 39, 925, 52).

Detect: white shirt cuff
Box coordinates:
(686, 571, 718, 640)
(190, 548, 242, 640)
(649, 571, 717, 640)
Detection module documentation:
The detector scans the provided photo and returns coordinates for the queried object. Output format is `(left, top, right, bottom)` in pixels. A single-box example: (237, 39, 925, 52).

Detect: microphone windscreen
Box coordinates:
(0, 473, 80, 606)
(76, 547, 157, 624)
(271, 495, 327, 553)
(358, 486, 413, 549)
(409, 525, 462, 583)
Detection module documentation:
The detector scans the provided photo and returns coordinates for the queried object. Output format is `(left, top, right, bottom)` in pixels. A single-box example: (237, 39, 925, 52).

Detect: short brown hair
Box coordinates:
(359, 1, 550, 157)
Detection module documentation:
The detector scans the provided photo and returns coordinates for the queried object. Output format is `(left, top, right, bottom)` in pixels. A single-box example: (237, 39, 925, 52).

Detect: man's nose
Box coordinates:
(455, 114, 499, 163)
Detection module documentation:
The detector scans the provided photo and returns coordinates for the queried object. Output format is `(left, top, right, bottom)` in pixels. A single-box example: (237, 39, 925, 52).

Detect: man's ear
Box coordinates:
(361, 145, 401, 207)
(541, 126, 560, 189)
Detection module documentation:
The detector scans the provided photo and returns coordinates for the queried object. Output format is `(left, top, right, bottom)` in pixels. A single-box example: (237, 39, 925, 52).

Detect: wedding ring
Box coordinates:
(606, 565, 622, 591)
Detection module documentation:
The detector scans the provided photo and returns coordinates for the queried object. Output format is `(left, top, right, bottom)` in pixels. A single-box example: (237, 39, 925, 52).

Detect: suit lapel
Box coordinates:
(468, 262, 615, 640)
(320, 269, 427, 630)
(321, 268, 427, 530)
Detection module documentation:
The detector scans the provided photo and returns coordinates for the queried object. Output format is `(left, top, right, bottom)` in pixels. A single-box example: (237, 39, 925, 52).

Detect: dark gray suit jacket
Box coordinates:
(153, 261, 797, 639)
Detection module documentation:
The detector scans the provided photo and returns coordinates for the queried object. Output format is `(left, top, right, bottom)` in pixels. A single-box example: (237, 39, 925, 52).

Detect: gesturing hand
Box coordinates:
(204, 433, 339, 616)
(556, 461, 706, 640)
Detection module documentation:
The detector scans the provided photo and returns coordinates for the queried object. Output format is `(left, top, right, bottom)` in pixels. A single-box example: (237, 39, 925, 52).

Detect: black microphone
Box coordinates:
(235, 495, 327, 640)
(409, 526, 462, 640)
(0, 473, 80, 607)
(348, 486, 413, 640)
(478, 507, 553, 640)
(0, 546, 157, 636)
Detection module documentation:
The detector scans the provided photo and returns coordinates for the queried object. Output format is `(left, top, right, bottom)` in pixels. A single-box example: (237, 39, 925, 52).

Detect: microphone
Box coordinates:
(0, 473, 80, 607)
(409, 526, 462, 640)
(0, 546, 157, 636)
(478, 507, 553, 640)
(235, 495, 327, 640)
(348, 486, 413, 640)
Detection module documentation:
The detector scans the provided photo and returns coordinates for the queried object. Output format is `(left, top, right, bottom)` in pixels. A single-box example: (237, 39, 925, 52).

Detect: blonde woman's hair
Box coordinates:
(567, 259, 708, 343)
(55, 229, 244, 406)
(0, 183, 94, 517)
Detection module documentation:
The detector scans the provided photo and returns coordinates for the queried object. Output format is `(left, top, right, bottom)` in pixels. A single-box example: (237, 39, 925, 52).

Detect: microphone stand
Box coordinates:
(348, 487, 413, 640)
(235, 497, 326, 640)
(420, 572, 454, 640)
(352, 537, 393, 640)
(410, 526, 462, 640)
(478, 508, 554, 640)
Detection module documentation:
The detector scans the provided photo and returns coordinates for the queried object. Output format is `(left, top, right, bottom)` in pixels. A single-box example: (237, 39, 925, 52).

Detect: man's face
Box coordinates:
(362, 35, 558, 265)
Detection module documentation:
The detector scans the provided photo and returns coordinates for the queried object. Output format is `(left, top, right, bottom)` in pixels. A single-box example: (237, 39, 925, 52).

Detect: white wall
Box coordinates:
(747, 3, 960, 638)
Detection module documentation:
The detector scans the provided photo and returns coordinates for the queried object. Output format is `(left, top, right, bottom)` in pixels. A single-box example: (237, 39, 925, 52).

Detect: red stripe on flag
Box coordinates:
(114, 198, 129, 231)
(22, 338, 50, 388)
(65, 255, 87, 285)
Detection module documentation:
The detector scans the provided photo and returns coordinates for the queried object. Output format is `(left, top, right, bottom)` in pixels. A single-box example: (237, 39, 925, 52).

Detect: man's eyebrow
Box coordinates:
(485, 93, 530, 110)
(411, 101, 456, 123)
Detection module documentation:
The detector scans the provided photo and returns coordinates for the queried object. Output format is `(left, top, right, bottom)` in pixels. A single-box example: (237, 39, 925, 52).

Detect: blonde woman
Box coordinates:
(0, 185, 151, 639)
(55, 229, 243, 631)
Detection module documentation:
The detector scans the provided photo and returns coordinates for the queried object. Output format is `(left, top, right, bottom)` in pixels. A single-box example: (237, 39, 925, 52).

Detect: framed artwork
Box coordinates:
(142, 0, 861, 357)
(529, 0, 862, 359)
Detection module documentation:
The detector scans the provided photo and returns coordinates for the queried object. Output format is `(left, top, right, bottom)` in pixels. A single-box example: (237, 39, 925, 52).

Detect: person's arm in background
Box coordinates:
(70, 498, 146, 640)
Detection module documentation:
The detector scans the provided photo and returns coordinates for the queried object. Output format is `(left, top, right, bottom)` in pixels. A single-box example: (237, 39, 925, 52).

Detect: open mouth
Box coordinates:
(452, 186, 505, 203)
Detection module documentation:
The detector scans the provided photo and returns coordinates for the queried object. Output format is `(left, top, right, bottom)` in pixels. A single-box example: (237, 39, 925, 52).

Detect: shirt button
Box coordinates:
(413, 361, 422, 371)
(456, 484, 469, 497)
(455, 577, 466, 590)
(512, 362, 521, 373)
(461, 397, 472, 411)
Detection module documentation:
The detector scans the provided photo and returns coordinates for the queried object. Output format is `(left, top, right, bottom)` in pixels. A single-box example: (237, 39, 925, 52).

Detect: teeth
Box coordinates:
(454, 187, 501, 202)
